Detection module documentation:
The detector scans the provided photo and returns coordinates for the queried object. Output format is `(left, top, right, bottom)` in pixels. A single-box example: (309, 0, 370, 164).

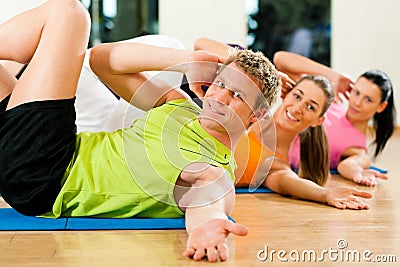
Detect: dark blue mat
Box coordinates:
(0, 208, 185, 231)
(65, 216, 186, 230)
(0, 208, 235, 231)
(235, 187, 272, 194)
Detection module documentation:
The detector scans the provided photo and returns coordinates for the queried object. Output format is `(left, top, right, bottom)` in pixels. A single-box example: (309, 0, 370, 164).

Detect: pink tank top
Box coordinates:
(289, 102, 367, 169)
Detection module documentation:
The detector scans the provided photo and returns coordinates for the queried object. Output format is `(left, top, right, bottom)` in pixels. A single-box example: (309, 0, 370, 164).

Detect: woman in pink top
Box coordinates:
(275, 51, 396, 186)
(289, 102, 367, 169)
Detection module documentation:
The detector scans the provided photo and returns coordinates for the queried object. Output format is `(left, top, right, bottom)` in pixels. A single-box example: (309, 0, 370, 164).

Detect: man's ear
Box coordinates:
(250, 108, 268, 123)
(310, 115, 325, 128)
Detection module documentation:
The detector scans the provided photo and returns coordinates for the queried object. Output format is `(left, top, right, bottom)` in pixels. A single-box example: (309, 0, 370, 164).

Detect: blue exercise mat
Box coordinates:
(0, 208, 185, 231)
(0, 208, 68, 230)
(330, 165, 388, 175)
(0, 208, 235, 231)
(235, 187, 272, 194)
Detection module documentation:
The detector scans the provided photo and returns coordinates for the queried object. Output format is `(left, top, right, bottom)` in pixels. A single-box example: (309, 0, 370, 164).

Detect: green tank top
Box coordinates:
(43, 99, 235, 218)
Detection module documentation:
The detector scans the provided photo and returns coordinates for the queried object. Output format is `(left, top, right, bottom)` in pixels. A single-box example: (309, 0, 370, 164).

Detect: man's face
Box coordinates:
(199, 62, 263, 136)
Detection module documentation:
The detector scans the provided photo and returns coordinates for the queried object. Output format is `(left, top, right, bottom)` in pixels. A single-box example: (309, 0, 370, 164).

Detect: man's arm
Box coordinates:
(176, 164, 248, 262)
(194, 37, 231, 57)
(89, 42, 224, 110)
(89, 42, 190, 110)
(194, 38, 295, 97)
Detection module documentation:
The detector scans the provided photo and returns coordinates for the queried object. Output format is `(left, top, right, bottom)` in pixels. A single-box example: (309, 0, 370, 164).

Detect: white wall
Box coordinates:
(0, 0, 46, 24)
(158, 0, 247, 50)
(332, 0, 400, 124)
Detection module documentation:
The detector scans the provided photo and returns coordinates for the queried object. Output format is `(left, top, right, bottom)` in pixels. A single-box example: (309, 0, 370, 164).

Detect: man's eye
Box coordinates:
(218, 81, 225, 88)
(307, 104, 315, 111)
(234, 91, 243, 99)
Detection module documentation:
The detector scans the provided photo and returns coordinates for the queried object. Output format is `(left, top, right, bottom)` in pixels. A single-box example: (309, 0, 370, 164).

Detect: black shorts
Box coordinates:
(0, 97, 76, 216)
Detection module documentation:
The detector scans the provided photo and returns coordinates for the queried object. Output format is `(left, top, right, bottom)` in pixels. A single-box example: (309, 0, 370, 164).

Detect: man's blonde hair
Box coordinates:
(221, 48, 282, 111)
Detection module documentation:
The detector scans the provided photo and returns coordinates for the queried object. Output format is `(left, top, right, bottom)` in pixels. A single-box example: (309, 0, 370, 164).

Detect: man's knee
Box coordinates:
(50, 0, 90, 29)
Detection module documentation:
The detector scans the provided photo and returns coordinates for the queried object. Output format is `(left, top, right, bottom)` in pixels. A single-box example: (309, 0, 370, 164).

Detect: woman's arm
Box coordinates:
(273, 51, 353, 97)
(265, 162, 329, 203)
(337, 148, 389, 186)
(264, 161, 372, 209)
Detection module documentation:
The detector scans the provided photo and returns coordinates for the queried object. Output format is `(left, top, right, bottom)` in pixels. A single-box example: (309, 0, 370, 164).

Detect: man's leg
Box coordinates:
(0, 0, 90, 215)
(0, 0, 90, 110)
(0, 65, 15, 103)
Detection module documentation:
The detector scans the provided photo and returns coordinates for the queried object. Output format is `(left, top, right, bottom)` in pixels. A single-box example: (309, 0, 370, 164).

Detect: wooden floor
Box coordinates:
(1, 131, 399, 266)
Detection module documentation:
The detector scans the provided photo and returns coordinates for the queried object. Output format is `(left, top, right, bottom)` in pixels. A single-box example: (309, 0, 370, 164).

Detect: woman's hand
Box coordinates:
(331, 73, 354, 102)
(279, 71, 295, 99)
(325, 187, 372, 209)
(353, 169, 389, 187)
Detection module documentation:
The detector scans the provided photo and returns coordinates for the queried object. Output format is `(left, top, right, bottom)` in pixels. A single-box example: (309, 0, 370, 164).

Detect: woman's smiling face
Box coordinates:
(275, 79, 327, 133)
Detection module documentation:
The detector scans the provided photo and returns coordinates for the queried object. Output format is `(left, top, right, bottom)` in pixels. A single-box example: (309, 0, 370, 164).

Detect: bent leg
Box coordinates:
(0, 65, 16, 101)
(0, 0, 90, 110)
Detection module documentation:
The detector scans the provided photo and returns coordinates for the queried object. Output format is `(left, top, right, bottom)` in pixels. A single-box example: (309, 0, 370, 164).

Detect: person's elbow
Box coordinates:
(88, 45, 104, 76)
(193, 37, 209, 51)
(264, 174, 283, 194)
(273, 51, 288, 68)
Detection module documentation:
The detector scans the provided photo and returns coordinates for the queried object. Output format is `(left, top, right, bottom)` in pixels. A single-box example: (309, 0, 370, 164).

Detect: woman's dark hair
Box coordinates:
(360, 70, 396, 159)
(297, 75, 334, 185)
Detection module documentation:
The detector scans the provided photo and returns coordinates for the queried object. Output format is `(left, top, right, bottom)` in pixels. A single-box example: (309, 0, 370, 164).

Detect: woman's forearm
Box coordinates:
(266, 170, 329, 204)
(273, 51, 338, 82)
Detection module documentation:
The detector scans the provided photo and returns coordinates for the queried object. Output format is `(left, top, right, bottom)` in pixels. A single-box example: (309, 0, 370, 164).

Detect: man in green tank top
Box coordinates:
(0, 5, 281, 261)
(88, 42, 281, 262)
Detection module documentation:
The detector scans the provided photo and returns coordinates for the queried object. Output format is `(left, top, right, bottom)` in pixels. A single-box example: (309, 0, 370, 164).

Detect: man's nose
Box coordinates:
(214, 88, 231, 105)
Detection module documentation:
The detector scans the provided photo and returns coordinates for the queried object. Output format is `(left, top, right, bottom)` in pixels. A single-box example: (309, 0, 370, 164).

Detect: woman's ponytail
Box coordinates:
(299, 125, 330, 186)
